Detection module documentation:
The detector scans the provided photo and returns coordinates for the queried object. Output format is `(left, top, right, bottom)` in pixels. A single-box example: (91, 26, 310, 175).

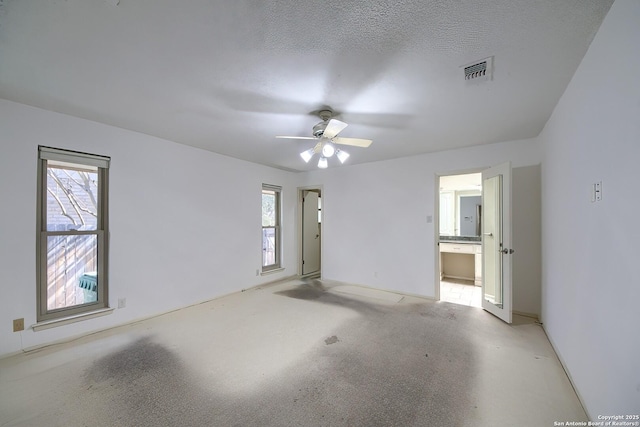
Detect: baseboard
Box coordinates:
(244, 274, 299, 289)
(319, 278, 437, 302)
(541, 325, 591, 420)
(0, 348, 25, 360)
(298, 272, 321, 280)
(512, 310, 539, 321)
(4, 274, 299, 359)
(442, 274, 475, 282)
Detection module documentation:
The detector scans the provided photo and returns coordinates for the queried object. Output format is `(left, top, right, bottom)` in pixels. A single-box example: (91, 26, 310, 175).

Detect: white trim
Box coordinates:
(262, 183, 282, 272)
(260, 267, 285, 276)
(32, 308, 115, 331)
(39, 146, 110, 169)
(541, 325, 591, 420)
(320, 279, 437, 302)
(442, 274, 475, 282)
(512, 310, 539, 320)
(37, 148, 110, 322)
(262, 183, 282, 192)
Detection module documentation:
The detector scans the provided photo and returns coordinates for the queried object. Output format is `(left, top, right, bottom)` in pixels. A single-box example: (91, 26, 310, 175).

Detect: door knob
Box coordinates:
(500, 248, 515, 254)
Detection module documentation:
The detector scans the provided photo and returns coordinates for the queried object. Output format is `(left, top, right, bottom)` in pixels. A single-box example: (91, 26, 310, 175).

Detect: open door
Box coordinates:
(301, 190, 321, 275)
(481, 162, 513, 323)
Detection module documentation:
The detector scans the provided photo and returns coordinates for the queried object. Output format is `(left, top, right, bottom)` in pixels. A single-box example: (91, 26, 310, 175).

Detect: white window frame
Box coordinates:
(262, 184, 282, 272)
(36, 146, 110, 322)
(439, 191, 455, 236)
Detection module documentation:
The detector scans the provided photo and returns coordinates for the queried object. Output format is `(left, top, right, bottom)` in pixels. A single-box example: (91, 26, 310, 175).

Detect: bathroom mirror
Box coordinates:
(439, 173, 482, 238)
(458, 194, 481, 236)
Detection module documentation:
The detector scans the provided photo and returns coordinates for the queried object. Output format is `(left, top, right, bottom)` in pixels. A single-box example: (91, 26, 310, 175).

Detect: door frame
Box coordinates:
(297, 185, 323, 277)
(434, 168, 485, 302)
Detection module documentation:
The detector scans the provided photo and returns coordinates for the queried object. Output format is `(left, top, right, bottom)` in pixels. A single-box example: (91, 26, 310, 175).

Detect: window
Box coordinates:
(37, 146, 110, 322)
(262, 184, 281, 272)
(439, 191, 455, 236)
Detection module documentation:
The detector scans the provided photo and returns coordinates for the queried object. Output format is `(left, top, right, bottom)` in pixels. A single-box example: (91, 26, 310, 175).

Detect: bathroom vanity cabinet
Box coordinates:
(439, 241, 482, 286)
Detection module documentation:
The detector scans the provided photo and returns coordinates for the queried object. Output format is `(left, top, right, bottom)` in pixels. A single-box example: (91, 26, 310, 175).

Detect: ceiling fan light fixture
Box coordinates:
(336, 149, 350, 164)
(300, 148, 314, 163)
(321, 142, 335, 157)
(278, 108, 372, 169)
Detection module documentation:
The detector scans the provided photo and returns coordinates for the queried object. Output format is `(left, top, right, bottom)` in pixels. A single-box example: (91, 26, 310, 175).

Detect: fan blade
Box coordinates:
(323, 119, 348, 139)
(275, 136, 317, 140)
(332, 137, 373, 148)
(313, 141, 323, 154)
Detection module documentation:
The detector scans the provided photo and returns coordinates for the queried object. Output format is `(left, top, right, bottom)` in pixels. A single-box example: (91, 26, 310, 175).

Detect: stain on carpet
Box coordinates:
(83, 337, 213, 426)
(324, 335, 339, 345)
(275, 280, 326, 300)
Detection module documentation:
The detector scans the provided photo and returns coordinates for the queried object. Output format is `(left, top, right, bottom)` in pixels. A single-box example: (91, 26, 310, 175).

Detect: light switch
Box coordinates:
(591, 181, 602, 202)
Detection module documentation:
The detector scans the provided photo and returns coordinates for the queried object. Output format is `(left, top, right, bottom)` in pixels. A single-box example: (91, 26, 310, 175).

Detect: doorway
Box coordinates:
(299, 187, 322, 277)
(436, 163, 514, 323)
(438, 172, 483, 308)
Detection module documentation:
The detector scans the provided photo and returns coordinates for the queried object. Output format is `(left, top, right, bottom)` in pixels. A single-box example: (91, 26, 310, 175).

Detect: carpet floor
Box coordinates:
(0, 278, 586, 426)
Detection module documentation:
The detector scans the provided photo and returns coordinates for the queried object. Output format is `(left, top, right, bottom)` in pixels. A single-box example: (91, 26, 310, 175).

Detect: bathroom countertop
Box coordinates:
(439, 235, 481, 243)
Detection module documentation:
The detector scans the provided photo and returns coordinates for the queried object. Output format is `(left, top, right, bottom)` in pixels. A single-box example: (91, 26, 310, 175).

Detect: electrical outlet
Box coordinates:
(118, 298, 126, 309)
(13, 318, 24, 332)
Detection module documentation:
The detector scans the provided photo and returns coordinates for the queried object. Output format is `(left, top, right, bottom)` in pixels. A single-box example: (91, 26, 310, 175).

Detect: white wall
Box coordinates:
(0, 100, 296, 357)
(539, 0, 640, 415)
(300, 139, 542, 306)
(512, 165, 541, 317)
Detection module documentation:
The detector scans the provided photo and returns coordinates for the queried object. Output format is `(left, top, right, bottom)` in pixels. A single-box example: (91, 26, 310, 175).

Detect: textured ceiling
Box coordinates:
(0, 0, 613, 172)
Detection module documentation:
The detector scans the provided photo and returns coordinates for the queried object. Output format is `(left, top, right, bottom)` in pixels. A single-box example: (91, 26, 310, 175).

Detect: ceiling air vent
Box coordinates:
(463, 57, 493, 83)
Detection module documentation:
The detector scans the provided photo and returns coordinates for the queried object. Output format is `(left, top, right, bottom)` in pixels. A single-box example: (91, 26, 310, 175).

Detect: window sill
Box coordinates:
(261, 267, 285, 276)
(32, 307, 115, 332)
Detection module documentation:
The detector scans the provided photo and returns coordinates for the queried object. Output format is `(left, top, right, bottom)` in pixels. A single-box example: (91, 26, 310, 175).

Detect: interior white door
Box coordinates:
(302, 190, 321, 275)
(481, 162, 513, 323)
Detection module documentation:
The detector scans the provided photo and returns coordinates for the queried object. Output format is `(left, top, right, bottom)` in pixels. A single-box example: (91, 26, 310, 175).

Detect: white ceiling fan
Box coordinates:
(276, 109, 373, 168)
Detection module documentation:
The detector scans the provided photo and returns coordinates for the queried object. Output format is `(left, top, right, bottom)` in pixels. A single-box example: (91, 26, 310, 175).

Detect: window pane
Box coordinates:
(439, 192, 454, 235)
(38, 147, 109, 321)
(262, 227, 276, 267)
(46, 234, 98, 310)
(261, 185, 281, 271)
(46, 165, 99, 231)
(262, 191, 276, 227)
